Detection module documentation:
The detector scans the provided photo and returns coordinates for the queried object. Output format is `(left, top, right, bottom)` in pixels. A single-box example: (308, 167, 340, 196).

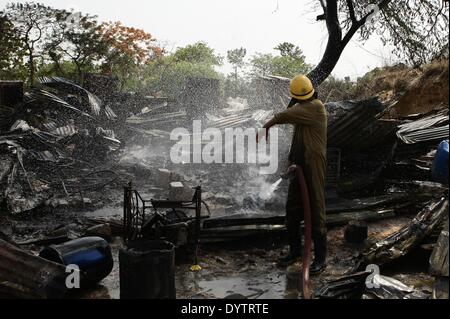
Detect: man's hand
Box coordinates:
(257, 117, 278, 143)
(256, 127, 270, 144)
(281, 165, 298, 180)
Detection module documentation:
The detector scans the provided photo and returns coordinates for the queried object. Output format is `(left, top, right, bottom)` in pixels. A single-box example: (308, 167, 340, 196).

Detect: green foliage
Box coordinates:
(36, 60, 88, 81)
(270, 55, 312, 78)
(336, 0, 448, 65)
(173, 42, 223, 66)
(227, 47, 247, 97)
(227, 48, 247, 70)
(0, 15, 26, 80)
(275, 42, 305, 60)
(0, 2, 159, 88)
(46, 10, 107, 85)
(3, 2, 57, 84)
(105, 54, 140, 91)
(249, 53, 275, 77)
(223, 74, 250, 99)
(318, 76, 356, 102)
(139, 43, 223, 98)
(250, 43, 312, 78)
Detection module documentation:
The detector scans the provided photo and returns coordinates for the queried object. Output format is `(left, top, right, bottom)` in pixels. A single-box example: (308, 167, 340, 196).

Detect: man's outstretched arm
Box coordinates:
(268, 105, 318, 126)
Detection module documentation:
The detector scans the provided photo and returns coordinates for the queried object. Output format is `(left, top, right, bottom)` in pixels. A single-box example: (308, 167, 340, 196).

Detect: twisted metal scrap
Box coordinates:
(361, 197, 449, 267)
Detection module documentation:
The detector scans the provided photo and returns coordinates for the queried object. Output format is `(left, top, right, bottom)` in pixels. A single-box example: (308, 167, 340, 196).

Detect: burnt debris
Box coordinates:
(0, 75, 448, 299)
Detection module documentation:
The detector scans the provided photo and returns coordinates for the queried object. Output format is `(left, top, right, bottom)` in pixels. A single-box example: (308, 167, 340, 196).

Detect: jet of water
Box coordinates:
(259, 178, 283, 201)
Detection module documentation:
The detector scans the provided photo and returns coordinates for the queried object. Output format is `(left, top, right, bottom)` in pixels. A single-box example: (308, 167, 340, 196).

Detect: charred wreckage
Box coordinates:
(0, 76, 448, 299)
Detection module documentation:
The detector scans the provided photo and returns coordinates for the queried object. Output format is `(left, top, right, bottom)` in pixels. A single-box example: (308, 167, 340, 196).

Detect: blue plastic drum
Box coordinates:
(432, 140, 449, 185)
(40, 237, 113, 287)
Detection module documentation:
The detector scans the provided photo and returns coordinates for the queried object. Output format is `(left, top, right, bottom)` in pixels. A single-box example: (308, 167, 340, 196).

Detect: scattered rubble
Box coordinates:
(0, 77, 122, 216)
(0, 69, 449, 299)
(430, 219, 449, 299)
(344, 221, 368, 244)
(317, 272, 431, 299)
(84, 224, 113, 242)
(357, 197, 448, 270)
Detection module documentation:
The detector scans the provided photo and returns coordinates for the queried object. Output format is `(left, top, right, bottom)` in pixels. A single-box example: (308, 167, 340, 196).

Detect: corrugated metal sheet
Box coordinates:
(125, 126, 170, 138)
(104, 105, 118, 120)
(43, 121, 58, 131)
(126, 111, 187, 126)
(0, 239, 68, 299)
(207, 98, 398, 151)
(397, 110, 449, 144)
(39, 77, 102, 116)
(10, 120, 32, 131)
(326, 98, 399, 151)
(51, 125, 78, 137)
(208, 109, 273, 130)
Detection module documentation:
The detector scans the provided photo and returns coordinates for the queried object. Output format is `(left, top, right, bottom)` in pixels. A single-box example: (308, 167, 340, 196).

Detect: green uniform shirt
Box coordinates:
(271, 99, 328, 165)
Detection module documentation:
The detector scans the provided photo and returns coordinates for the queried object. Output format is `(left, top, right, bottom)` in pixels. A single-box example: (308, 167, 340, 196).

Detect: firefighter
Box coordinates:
(262, 75, 328, 274)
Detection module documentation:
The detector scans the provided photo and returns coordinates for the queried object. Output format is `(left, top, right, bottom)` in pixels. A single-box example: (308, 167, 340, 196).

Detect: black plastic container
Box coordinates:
(39, 237, 113, 287)
(119, 240, 175, 299)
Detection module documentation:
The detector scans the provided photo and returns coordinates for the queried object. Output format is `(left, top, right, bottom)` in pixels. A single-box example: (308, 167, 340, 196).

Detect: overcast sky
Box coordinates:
(0, 0, 399, 79)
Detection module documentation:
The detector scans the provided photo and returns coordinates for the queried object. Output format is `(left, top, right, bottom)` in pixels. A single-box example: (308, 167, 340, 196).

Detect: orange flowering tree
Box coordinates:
(100, 21, 163, 89)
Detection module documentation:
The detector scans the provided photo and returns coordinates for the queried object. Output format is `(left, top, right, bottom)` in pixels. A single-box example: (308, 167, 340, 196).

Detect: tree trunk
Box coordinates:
(234, 68, 238, 98)
(75, 63, 83, 86)
(307, 0, 343, 87)
(28, 53, 35, 86)
(307, 0, 392, 88)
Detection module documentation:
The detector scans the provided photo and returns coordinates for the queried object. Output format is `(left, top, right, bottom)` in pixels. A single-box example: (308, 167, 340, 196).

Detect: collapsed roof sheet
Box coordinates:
(207, 110, 273, 129)
(38, 77, 117, 120)
(326, 98, 399, 151)
(396, 110, 449, 144)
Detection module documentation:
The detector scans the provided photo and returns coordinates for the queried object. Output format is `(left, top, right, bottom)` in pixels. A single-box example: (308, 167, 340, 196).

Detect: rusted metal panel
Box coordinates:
(0, 239, 68, 299)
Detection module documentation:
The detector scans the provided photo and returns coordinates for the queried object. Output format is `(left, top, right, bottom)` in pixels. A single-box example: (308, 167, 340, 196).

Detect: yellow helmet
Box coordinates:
(290, 75, 315, 101)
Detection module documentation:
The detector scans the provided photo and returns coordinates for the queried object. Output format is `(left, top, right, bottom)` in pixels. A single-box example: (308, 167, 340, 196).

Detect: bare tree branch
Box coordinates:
(319, 0, 326, 11)
(317, 0, 327, 20)
(308, 0, 395, 86)
(346, 0, 357, 23)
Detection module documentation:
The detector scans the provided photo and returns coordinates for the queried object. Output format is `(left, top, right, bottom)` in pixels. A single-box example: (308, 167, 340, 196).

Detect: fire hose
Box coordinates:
(282, 165, 312, 299)
(295, 165, 312, 300)
(257, 131, 312, 298)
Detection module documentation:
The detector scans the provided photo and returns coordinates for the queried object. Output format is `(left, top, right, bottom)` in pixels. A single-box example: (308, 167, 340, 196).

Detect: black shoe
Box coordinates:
(278, 236, 302, 267)
(310, 259, 326, 275)
(277, 253, 301, 267)
(310, 235, 327, 275)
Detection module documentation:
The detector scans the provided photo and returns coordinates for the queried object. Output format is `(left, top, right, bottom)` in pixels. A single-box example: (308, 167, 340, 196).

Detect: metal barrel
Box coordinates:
(119, 240, 176, 299)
